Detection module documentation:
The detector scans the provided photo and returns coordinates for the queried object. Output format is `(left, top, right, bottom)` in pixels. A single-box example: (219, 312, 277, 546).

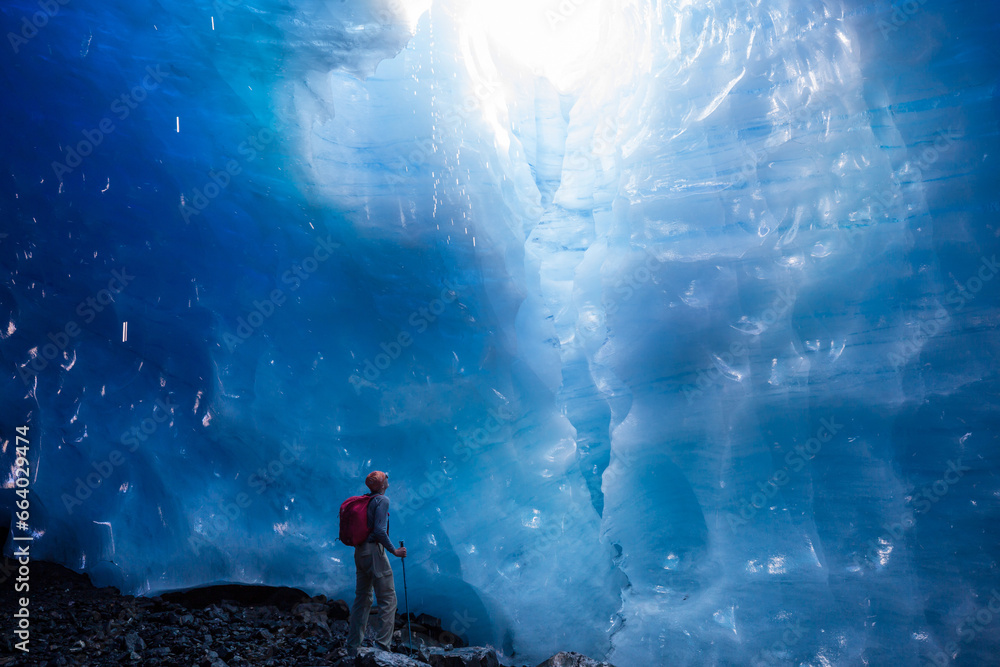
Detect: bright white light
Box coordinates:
(463, 0, 606, 91)
(399, 0, 433, 32)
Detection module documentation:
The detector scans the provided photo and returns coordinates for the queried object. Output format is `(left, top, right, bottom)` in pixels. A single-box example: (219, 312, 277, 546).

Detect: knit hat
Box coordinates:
(365, 470, 387, 492)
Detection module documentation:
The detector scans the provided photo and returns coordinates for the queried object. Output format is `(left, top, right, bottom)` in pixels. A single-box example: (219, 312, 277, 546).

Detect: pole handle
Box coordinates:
(401, 540, 405, 547)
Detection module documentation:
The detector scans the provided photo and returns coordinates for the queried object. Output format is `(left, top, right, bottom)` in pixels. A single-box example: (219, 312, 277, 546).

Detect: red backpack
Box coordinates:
(339, 495, 374, 546)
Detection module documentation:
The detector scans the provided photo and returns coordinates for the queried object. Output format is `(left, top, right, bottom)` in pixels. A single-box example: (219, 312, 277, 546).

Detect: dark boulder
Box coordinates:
(421, 646, 501, 667)
(415, 613, 443, 631)
(159, 583, 312, 610)
(330, 598, 352, 620)
(534, 651, 618, 667)
(354, 647, 434, 666)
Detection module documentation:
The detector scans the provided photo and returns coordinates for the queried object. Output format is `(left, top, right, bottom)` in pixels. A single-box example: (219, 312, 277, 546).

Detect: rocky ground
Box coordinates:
(0, 557, 616, 667)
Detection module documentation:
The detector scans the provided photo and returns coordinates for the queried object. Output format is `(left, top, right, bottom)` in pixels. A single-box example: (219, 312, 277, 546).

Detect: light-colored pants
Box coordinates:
(347, 541, 397, 652)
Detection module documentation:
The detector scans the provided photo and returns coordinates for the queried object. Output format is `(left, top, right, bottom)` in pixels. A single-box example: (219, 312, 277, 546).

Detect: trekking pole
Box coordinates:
(400, 540, 413, 656)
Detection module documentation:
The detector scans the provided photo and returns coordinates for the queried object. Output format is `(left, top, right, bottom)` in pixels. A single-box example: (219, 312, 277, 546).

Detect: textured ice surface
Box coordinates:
(2, 0, 999, 664)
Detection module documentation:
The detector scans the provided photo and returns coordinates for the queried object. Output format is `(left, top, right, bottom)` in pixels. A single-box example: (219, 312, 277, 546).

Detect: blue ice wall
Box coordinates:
(1, 0, 999, 664)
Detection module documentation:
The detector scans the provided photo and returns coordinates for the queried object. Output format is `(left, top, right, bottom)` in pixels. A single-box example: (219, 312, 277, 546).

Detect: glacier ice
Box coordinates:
(2, 0, 999, 664)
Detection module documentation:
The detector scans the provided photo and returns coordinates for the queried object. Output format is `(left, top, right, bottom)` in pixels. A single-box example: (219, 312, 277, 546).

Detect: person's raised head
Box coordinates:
(365, 470, 388, 493)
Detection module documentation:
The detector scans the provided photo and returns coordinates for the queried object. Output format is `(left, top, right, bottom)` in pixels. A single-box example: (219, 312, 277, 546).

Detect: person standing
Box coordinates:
(347, 470, 407, 655)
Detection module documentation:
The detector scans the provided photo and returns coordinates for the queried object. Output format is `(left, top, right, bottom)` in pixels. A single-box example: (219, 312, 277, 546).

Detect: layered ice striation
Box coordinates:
(2, 0, 999, 664)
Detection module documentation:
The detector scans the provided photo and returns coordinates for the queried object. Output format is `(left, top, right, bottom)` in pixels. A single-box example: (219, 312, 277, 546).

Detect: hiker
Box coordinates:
(347, 470, 407, 655)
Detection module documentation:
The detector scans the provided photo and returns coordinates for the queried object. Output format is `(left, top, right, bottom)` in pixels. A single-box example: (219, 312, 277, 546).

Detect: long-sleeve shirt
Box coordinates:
(365, 492, 393, 552)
